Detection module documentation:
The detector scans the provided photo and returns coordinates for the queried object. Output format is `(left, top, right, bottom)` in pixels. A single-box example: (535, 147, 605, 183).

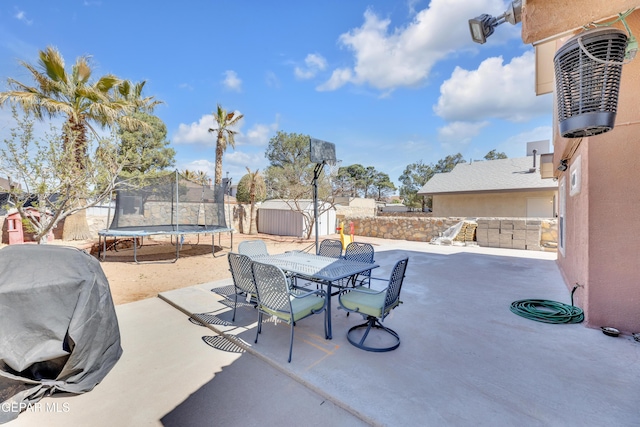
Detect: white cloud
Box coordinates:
(317, 68, 353, 91)
(173, 114, 277, 148)
(222, 70, 242, 92)
(434, 51, 553, 123)
(14, 9, 33, 25)
(438, 121, 489, 144)
(173, 115, 216, 145)
(182, 159, 215, 178)
(180, 151, 269, 184)
(319, 0, 508, 92)
(265, 71, 280, 88)
(225, 151, 269, 172)
(244, 121, 279, 146)
(499, 125, 553, 157)
(178, 82, 193, 91)
(294, 53, 327, 80)
(438, 120, 490, 153)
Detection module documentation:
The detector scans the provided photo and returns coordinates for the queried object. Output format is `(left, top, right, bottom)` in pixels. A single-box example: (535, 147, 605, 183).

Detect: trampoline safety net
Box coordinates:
(108, 170, 229, 233)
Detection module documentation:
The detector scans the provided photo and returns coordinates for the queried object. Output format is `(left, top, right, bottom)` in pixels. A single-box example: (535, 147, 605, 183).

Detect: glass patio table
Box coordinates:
(254, 251, 379, 339)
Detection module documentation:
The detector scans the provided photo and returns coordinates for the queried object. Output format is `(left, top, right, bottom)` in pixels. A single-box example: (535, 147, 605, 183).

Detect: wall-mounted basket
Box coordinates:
(554, 27, 628, 138)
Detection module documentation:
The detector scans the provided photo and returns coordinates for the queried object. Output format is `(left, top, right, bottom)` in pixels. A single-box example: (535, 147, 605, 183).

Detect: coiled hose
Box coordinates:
(510, 284, 584, 324)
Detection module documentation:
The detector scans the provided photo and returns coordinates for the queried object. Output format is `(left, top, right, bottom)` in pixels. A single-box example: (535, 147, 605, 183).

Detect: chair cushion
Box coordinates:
(339, 286, 392, 318)
(260, 292, 324, 323)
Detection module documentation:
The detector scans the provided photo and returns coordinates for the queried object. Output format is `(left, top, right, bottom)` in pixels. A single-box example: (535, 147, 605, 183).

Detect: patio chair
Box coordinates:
(238, 240, 269, 258)
(342, 242, 375, 288)
(338, 257, 409, 352)
(227, 252, 258, 322)
(317, 239, 343, 258)
(251, 261, 328, 363)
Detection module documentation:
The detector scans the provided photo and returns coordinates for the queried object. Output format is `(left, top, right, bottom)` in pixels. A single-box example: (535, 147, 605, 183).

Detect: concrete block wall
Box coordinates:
(476, 218, 543, 251)
(341, 215, 557, 252)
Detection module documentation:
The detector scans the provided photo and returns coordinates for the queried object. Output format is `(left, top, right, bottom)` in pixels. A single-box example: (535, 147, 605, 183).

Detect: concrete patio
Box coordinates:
(5, 239, 640, 426)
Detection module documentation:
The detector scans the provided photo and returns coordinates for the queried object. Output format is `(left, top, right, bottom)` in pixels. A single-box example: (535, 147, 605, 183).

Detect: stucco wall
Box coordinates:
(553, 12, 640, 333)
(432, 191, 557, 218)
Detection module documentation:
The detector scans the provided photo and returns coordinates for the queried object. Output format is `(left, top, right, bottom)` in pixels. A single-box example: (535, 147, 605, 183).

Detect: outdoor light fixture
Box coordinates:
(469, 0, 522, 44)
(557, 159, 568, 172)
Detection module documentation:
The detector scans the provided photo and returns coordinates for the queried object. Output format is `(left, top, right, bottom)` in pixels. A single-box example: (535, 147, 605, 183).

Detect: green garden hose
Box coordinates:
(510, 284, 584, 324)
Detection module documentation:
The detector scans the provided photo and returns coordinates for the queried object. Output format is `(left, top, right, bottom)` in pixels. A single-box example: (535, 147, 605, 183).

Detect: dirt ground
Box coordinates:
(89, 233, 316, 305)
(1, 233, 317, 305)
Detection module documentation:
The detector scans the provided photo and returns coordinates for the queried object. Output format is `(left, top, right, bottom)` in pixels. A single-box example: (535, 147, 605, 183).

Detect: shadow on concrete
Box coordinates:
(159, 247, 640, 426)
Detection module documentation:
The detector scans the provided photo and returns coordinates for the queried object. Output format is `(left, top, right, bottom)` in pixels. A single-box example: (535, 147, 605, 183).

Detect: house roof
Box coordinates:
(418, 156, 558, 195)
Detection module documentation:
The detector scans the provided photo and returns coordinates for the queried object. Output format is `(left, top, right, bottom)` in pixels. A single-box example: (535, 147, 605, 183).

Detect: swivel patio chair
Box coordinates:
(227, 252, 258, 322)
(238, 240, 269, 258)
(338, 257, 409, 352)
(317, 239, 343, 258)
(251, 261, 328, 363)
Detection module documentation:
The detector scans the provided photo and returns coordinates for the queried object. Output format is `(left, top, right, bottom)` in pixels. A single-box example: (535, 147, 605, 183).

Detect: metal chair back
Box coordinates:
(238, 240, 269, 258)
(344, 242, 374, 286)
(382, 258, 409, 319)
(228, 252, 256, 295)
(227, 252, 257, 321)
(251, 261, 292, 317)
(318, 239, 343, 258)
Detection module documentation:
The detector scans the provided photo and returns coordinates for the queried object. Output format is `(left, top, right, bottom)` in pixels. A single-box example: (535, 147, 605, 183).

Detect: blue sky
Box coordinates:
(0, 0, 552, 189)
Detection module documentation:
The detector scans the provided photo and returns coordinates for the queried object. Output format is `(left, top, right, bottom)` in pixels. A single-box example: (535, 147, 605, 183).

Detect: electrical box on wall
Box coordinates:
(569, 155, 582, 196)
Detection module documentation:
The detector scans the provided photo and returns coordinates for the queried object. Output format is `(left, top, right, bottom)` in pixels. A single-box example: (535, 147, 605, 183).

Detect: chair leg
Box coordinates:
(255, 312, 262, 344)
(232, 293, 238, 322)
(288, 323, 294, 363)
(346, 317, 400, 352)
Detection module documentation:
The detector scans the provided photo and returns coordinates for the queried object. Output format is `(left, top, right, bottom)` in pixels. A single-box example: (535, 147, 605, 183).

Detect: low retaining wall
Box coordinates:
(339, 215, 557, 251)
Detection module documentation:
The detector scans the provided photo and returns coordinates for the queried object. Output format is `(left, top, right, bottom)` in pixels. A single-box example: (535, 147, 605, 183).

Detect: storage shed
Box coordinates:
(257, 199, 336, 238)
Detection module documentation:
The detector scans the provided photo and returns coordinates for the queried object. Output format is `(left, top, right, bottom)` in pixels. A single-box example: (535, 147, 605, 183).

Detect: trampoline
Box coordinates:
(98, 170, 234, 263)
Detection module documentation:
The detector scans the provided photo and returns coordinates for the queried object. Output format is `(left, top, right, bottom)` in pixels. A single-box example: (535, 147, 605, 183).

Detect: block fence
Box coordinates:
(339, 215, 557, 251)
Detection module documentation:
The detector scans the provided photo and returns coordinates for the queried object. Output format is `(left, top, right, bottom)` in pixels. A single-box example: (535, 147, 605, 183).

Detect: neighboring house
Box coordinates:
(0, 193, 12, 216)
(0, 177, 11, 191)
(520, 2, 640, 332)
(333, 197, 376, 218)
(378, 204, 410, 213)
(257, 199, 336, 238)
(418, 155, 558, 218)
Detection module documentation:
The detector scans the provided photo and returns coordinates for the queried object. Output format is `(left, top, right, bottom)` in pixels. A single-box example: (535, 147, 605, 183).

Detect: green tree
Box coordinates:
(118, 112, 175, 177)
(335, 164, 389, 198)
(264, 131, 334, 239)
(484, 149, 508, 160)
(0, 46, 157, 240)
(236, 171, 266, 204)
(372, 172, 396, 201)
(208, 104, 243, 185)
(336, 164, 367, 197)
(0, 110, 127, 243)
(399, 160, 434, 210)
(434, 153, 466, 174)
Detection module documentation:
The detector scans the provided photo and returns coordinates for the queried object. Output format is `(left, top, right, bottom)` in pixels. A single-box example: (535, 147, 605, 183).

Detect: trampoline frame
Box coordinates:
(98, 226, 233, 263)
(97, 170, 234, 264)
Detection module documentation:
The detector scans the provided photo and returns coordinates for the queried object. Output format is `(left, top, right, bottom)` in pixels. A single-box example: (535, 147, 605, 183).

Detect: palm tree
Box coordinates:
(181, 169, 209, 185)
(245, 167, 260, 235)
(195, 170, 210, 186)
(208, 104, 243, 186)
(181, 169, 198, 182)
(0, 46, 155, 240)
